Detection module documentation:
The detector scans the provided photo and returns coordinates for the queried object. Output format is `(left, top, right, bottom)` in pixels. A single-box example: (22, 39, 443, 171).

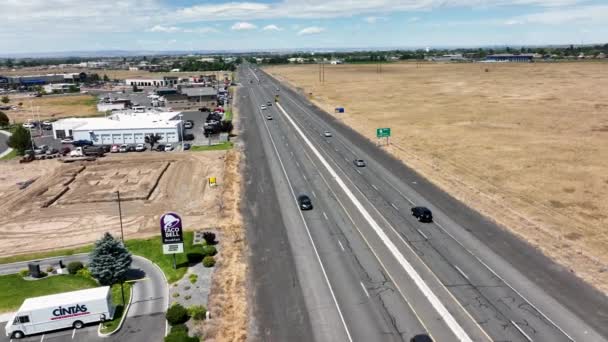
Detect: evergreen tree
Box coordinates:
(89, 233, 132, 303)
(0, 111, 9, 127)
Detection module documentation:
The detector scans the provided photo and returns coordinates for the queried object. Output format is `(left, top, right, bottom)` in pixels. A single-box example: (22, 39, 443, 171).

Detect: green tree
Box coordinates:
(103, 74, 110, 82)
(1, 96, 9, 104)
(88, 233, 132, 304)
(6, 58, 13, 68)
(7, 125, 32, 155)
(0, 111, 9, 127)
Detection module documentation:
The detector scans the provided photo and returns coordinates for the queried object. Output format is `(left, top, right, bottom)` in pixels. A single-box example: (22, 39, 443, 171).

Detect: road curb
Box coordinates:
(0, 129, 14, 159)
(97, 284, 133, 338)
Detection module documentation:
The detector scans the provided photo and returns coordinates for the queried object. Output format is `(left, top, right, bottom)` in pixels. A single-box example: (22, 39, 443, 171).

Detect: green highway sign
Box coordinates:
(376, 128, 391, 138)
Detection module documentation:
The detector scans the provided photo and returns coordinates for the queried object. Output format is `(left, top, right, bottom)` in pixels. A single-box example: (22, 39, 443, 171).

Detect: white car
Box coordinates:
(61, 137, 74, 144)
(119, 144, 128, 153)
(164, 144, 174, 152)
(135, 143, 146, 152)
(323, 131, 332, 137)
(22, 123, 35, 129)
(260, 105, 267, 110)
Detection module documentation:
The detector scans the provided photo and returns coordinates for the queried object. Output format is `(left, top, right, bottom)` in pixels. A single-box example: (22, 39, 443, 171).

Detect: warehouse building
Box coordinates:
(125, 76, 179, 87)
(52, 111, 183, 145)
(0, 72, 87, 89)
(485, 54, 535, 62)
(164, 87, 218, 110)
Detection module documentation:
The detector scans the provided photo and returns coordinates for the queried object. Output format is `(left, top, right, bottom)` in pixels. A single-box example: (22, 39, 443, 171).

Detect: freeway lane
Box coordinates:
(250, 66, 608, 341)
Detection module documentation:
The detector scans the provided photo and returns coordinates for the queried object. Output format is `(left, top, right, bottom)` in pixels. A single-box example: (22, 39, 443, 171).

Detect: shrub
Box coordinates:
(186, 253, 204, 264)
(202, 256, 216, 268)
(67, 261, 84, 275)
(171, 324, 188, 334)
(184, 295, 191, 301)
(188, 274, 198, 284)
(19, 269, 29, 278)
(46, 266, 55, 273)
(188, 305, 207, 321)
(184, 285, 191, 290)
(166, 303, 189, 325)
(164, 330, 199, 342)
(202, 232, 216, 245)
(202, 245, 217, 257)
(76, 267, 92, 279)
(172, 293, 180, 298)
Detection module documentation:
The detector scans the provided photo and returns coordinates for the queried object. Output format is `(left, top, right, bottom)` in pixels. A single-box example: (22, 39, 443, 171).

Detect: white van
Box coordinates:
(6, 287, 114, 339)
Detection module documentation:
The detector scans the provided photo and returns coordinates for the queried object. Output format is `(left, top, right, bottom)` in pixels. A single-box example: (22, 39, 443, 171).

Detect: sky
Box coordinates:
(2, 0, 607, 54)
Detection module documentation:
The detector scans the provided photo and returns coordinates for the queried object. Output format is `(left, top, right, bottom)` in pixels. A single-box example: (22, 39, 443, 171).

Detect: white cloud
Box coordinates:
(262, 24, 282, 31)
(364, 16, 387, 24)
(504, 5, 608, 25)
(298, 26, 325, 35)
(231, 22, 257, 30)
(148, 25, 180, 33)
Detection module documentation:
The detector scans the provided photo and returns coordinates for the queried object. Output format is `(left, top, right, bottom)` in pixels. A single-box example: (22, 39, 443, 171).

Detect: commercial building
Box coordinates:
(97, 98, 132, 112)
(43, 83, 75, 94)
(164, 87, 218, 110)
(485, 54, 535, 62)
(125, 76, 179, 87)
(430, 54, 468, 62)
(0, 72, 87, 89)
(52, 110, 183, 145)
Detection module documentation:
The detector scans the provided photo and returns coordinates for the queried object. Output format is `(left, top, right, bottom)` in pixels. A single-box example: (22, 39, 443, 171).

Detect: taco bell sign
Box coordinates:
(160, 212, 184, 254)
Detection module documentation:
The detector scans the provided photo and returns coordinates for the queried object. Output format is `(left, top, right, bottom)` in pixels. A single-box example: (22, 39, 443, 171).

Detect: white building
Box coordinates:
(43, 83, 74, 93)
(125, 77, 179, 87)
(52, 111, 183, 145)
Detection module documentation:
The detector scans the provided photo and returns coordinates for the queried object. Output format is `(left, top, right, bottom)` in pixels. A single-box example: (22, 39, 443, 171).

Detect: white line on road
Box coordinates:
(511, 321, 533, 342)
(276, 102, 472, 342)
(323, 211, 329, 220)
(72, 328, 76, 339)
(312, 190, 317, 198)
(40, 334, 45, 342)
(371, 184, 379, 191)
(295, 161, 300, 167)
(338, 240, 345, 251)
(356, 169, 362, 174)
(360, 282, 370, 298)
(454, 265, 470, 281)
(290, 151, 294, 156)
(417, 229, 428, 240)
(391, 203, 399, 210)
(303, 175, 308, 181)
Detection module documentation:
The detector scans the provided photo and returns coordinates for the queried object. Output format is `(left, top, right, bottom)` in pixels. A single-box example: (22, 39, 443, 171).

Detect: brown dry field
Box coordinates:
(0, 152, 225, 257)
(5, 94, 99, 123)
(266, 62, 608, 293)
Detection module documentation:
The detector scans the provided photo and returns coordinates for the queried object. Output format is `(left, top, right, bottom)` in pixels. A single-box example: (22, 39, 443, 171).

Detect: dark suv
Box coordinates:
(411, 206, 433, 222)
(297, 195, 313, 210)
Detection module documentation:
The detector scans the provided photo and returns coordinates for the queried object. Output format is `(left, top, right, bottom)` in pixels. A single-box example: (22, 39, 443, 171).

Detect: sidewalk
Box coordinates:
(0, 311, 14, 323)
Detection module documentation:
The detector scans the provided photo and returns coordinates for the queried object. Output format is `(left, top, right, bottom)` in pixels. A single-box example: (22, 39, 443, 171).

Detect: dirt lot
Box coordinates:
(5, 94, 99, 123)
(0, 152, 226, 257)
(266, 62, 608, 293)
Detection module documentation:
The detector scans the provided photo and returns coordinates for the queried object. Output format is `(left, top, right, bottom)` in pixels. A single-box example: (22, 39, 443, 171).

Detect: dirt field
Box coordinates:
(266, 62, 608, 293)
(5, 94, 99, 123)
(0, 152, 226, 257)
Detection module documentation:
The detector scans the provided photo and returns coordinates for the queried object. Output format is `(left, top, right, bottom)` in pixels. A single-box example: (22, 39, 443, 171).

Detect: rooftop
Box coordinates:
(55, 110, 182, 131)
(181, 87, 217, 97)
(19, 286, 110, 311)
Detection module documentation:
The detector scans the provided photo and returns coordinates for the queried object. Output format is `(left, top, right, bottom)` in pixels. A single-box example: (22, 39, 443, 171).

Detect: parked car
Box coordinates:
(110, 144, 120, 153)
(155, 144, 166, 152)
(353, 159, 366, 167)
(45, 148, 59, 155)
(183, 120, 194, 129)
(22, 122, 35, 129)
(323, 131, 332, 137)
(61, 137, 74, 144)
(183, 143, 191, 150)
(72, 140, 94, 147)
(135, 144, 146, 152)
(164, 144, 174, 152)
(33, 145, 48, 155)
(60, 147, 71, 156)
(411, 207, 433, 223)
(100, 145, 111, 153)
(119, 144, 128, 153)
(127, 145, 136, 152)
(183, 133, 195, 141)
(297, 195, 313, 210)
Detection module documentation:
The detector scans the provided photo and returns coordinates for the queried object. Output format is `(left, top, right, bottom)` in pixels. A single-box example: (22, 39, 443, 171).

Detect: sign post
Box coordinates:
(160, 212, 185, 269)
(376, 127, 391, 146)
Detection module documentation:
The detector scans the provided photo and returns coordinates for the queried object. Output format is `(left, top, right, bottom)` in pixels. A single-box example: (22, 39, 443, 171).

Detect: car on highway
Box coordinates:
(110, 144, 120, 153)
(72, 140, 94, 147)
(260, 105, 267, 110)
(266, 115, 273, 120)
(410, 334, 433, 342)
(323, 131, 332, 137)
(297, 194, 313, 210)
(135, 143, 146, 152)
(353, 159, 366, 167)
(266, 101, 272, 106)
(411, 206, 433, 222)
(119, 144, 128, 153)
(61, 137, 74, 144)
(164, 144, 174, 152)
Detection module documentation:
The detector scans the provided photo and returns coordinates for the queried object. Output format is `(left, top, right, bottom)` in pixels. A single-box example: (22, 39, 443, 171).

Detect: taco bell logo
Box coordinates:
(160, 212, 183, 243)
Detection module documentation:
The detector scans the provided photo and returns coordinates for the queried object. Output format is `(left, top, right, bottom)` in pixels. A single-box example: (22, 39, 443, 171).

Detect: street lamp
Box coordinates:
(178, 113, 184, 151)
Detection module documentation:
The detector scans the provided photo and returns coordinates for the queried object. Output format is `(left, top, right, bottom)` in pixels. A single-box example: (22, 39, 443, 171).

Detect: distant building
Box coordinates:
(43, 83, 75, 94)
(164, 87, 218, 110)
(125, 76, 178, 87)
(485, 54, 534, 62)
(199, 57, 216, 63)
(330, 59, 343, 65)
(430, 54, 468, 62)
(97, 98, 132, 112)
(0, 72, 87, 89)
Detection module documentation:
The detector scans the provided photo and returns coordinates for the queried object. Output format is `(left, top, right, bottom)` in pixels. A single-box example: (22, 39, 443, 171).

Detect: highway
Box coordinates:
(0, 255, 167, 342)
(239, 64, 608, 342)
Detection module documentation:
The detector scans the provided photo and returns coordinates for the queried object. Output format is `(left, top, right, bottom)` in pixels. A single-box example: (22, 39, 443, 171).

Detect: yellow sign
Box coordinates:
(275, 95, 279, 102)
(209, 177, 217, 186)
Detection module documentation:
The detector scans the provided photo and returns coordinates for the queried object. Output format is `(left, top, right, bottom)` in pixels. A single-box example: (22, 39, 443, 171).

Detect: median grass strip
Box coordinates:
(224, 109, 233, 121)
(191, 142, 233, 152)
(0, 149, 17, 160)
(99, 283, 132, 334)
(0, 274, 98, 313)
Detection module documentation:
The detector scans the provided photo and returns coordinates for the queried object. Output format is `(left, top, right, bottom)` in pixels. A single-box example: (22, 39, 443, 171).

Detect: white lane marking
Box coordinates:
(40, 334, 45, 342)
(511, 321, 533, 342)
(356, 169, 362, 174)
(417, 229, 428, 240)
(454, 265, 470, 281)
(72, 328, 76, 339)
(290, 151, 294, 156)
(312, 190, 317, 198)
(391, 203, 399, 210)
(276, 102, 472, 342)
(295, 161, 300, 167)
(323, 212, 329, 220)
(371, 184, 379, 191)
(248, 68, 260, 82)
(338, 240, 345, 251)
(360, 282, 370, 298)
(433, 222, 574, 341)
(303, 175, 308, 181)
(252, 87, 354, 342)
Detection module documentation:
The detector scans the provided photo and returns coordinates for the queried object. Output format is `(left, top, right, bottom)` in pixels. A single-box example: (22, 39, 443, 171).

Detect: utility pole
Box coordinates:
(116, 191, 124, 241)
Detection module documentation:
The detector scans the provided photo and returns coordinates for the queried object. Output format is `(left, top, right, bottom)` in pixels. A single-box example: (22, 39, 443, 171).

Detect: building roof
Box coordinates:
(19, 287, 110, 311)
(55, 111, 182, 131)
(181, 87, 217, 97)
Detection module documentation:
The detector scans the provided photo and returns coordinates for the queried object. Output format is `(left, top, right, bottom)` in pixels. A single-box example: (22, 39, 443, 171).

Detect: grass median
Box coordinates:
(0, 149, 17, 160)
(190, 141, 233, 152)
(99, 283, 133, 334)
(0, 274, 98, 313)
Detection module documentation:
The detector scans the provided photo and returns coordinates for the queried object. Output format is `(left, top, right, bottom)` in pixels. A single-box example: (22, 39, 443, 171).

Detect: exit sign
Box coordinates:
(376, 128, 391, 138)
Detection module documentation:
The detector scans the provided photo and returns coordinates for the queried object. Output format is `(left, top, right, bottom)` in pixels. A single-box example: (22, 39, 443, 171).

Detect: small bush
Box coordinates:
(172, 293, 180, 298)
(202, 232, 216, 245)
(184, 285, 191, 290)
(186, 253, 204, 264)
(76, 267, 92, 279)
(184, 295, 191, 301)
(188, 305, 207, 321)
(67, 261, 84, 275)
(37, 271, 48, 278)
(46, 266, 55, 273)
(202, 256, 216, 268)
(202, 245, 217, 257)
(166, 303, 190, 325)
(19, 269, 29, 278)
(171, 324, 188, 334)
(164, 330, 199, 342)
(188, 274, 198, 284)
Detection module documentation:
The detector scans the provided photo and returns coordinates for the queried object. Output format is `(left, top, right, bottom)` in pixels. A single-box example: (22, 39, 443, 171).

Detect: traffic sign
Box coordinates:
(376, 128, 391, 138)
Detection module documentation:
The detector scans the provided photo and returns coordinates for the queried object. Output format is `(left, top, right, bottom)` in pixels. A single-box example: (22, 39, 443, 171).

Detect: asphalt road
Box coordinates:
(0, 131, 10, 156)
(238, 65, 608, 342)
(0, 255, 167, 342)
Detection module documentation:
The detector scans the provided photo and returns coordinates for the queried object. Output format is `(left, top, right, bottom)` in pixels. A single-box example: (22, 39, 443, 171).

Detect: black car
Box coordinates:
(266, 101, 272, 106)
(411, 206, 433, 222)
(127, 145, 136, 152)
(410, 334, 433, 342)
(72, 140, 94, 147)
(297, 195, 313, 210)
(155, 144, 166, 152)
(183, 133, 195, 141)
(183, 143, 191, 150)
